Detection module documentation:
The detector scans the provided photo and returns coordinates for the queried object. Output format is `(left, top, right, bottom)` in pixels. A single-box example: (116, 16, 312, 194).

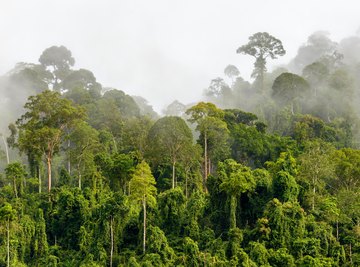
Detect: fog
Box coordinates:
(1, 0, 359, 113)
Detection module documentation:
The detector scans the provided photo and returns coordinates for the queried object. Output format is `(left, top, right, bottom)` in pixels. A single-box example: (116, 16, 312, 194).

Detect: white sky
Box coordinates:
(0, 0, 359, 112)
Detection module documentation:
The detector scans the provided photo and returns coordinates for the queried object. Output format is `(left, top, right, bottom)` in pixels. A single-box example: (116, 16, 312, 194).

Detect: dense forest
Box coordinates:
(0, 31, 360, 266)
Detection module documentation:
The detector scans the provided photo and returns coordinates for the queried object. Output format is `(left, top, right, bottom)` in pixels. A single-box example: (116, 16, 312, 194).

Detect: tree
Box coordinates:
(146, 116, 193, 189)
(186, 102, 230, 189)
(272, 72, 310, 115)
(5, 162, 27, 198)
(267, 152, 299, 203)
(102, 89, 140, 118)
(99, 192, 129, 267)
(129, 161, 157, 254)
(62, 69, 102, 103)
(298, 141, 335, 210)
(204, 77, 230, 98)
(0, 133, 10, 165)
(204, 78, 233, 108)
(15, 90, 85, 192)
(39, 45, 75, 91)
(163, 100, 186, 117)
(121, 116, 153, 156)
(0, 203, 16, 267)
(237, 32, 286, 93)
(32, 208, 49, 260)
(224, 65, 240, 84)
(302, 62, 329, 97)
(157, 188, 186, 235)
(131, 95, 158, 119)
(331, 148, 360, 191)
(146, 226, 175, 265)
(218, 159, 255, 229)
(290, 31, 337, 72)
(68, 121, 100, 189)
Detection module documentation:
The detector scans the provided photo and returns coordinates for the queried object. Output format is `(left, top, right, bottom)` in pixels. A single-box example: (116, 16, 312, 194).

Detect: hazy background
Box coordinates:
(0, 0, 359, 112)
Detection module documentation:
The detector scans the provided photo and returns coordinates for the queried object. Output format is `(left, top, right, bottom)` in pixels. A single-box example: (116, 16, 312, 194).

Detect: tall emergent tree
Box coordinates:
(39, 45, 75, 91)
(15, 90, 85, 192)
(146, 116, 193, 189)
(129, 161, 157, 254)
(186, 102, 229, 189)
(237, 32, 286, 93)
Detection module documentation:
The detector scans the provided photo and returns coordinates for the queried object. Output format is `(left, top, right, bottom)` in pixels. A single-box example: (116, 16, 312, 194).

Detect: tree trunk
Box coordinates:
(110, 216, 114, 267)
(77, 157, 83, 189)
(185, 169, 188, 199)
(208, 158, 211, 176)
(78, 162, 82, 189)
(312, 179, 316, 211)
(6, 218, 10, 267)
(113, 137, 118, 153)
(67, 139, 71, 175)
(290, 102, 294, 115)
(1, 135, 9, 165)
(230, 195, 237, 229)
(259, 61, 265, 94)
(13, 177, 18, 198)
(172, 160, 176, 189)
(143, 196, 147, 254)
(204, 132, 208, 191)
(47, 156, 52, 192)
(38, 165, 41, 193)
(79, 173, 82, 190)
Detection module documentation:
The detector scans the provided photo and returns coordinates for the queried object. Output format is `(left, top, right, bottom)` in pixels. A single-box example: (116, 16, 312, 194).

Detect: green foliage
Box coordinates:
(272, 72, 310, 114)
(2, 42, 360, 266)
(15, 90, 85, 191)
(183, 237, 201, 267)
(5, 162, 27, 198)
(218, 159, 255, 228)
(146, 226, 175, 266)
(264, 199, 306, 250)
(146, 116, 193, 189)
(268, 152, 299, 202)
(157, 188, 186, 235)
(129, 161, 157, 208)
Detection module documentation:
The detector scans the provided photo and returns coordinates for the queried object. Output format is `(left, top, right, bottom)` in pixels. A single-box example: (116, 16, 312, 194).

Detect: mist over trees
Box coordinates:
(0, 29, 360, 265)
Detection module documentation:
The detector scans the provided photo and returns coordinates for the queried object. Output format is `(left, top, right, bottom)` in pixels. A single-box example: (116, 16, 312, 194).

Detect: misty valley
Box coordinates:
(1, 31, 360, 266)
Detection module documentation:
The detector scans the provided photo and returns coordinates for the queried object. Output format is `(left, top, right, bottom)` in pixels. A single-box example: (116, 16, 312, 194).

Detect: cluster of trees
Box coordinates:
(0, 31, 359, 266)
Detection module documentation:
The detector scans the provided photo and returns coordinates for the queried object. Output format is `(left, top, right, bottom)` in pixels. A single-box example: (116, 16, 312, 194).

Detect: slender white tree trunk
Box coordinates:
(143, 196, 146, 254)
(13, 177, 17, 198)
(172, 160, 176, 189)
(208, 158, 211, 176)
(312, 176, 316, 211)
(47, 156, 52, 192)
(204, 132, 208, 191)
(6, 219, 10, 267)
(110, 216, 114, 267)
(38, 166, 42, 193)
(185, 169, 188, 199)
(67, 139, 71, 175)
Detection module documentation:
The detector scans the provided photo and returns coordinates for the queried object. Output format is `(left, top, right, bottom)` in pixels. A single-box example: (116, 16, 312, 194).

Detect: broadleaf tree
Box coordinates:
(237, 32, 286, 93)
(15, 90, 85, 192)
